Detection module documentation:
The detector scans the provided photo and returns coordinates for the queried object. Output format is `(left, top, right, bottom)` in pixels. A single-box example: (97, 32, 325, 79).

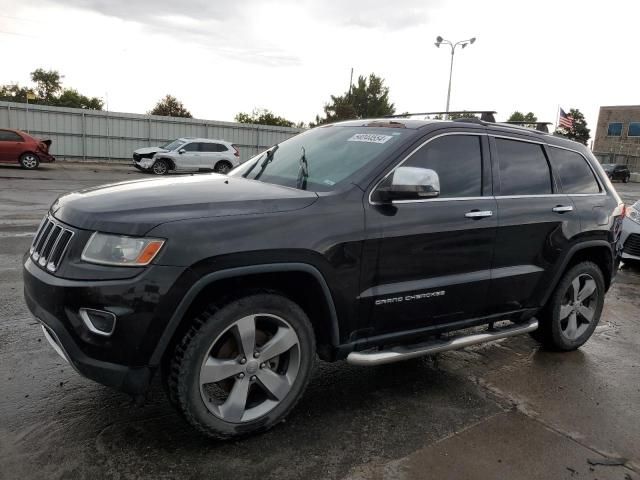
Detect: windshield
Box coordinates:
(161, 139, 186, 151)
(229, 126, 409, 191)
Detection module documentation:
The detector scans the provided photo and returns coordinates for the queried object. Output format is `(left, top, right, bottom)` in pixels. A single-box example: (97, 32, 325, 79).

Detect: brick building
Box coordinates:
(592, 105, 640, 172)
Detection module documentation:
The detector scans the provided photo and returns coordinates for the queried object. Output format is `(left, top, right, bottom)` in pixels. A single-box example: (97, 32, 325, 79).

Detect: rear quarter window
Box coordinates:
(548, 147, 600, 194)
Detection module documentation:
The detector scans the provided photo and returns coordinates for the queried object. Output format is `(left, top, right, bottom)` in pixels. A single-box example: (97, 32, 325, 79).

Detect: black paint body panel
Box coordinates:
(22, 120, 622, 395)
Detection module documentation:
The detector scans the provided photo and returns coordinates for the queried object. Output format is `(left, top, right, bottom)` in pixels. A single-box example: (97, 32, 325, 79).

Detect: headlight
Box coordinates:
(81, 232, 165, 266)
(626, 205, 640, 225)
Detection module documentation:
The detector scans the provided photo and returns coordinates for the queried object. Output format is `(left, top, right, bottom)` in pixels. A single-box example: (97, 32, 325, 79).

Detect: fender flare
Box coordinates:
(149, 263, 340, 365)
(540, 240, 614, 306)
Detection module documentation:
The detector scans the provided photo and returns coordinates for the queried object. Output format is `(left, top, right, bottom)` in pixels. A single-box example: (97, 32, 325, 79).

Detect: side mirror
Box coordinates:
(376, 166, 440, 202)
(178, 148, 186, 154)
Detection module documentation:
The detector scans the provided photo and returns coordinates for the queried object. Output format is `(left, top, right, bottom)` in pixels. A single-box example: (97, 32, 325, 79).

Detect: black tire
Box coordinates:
(152, 159, 169, 175)
(532, 261, 605, 351)
(19, 152, 40, 170)
(167, 293, 315, 439)
(623, 175, 630, 183)
(214, 161, 233, 174)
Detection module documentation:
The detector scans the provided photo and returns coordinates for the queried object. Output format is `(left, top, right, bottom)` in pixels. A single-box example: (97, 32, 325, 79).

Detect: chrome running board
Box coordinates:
(346, 319, 538, 366)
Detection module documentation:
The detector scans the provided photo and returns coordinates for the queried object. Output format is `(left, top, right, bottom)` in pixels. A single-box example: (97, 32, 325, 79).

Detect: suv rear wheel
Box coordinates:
(532, 261, 604, 351)
(214, 160, 232, 174)
(167, 293, 315, 439)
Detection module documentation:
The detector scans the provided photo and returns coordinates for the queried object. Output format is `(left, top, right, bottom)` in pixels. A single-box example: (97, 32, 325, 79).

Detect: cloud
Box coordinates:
(30, 0, 437, 67)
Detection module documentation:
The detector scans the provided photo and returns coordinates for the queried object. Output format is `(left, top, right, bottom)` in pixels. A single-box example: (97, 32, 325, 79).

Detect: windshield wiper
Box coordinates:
(296, 146, 309, 190)
(244, 144, 279, 180)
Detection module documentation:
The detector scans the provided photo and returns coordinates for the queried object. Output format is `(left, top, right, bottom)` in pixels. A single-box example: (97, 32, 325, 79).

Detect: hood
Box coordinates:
(135, 146, 168, 155)
(51, 174, 318, 236)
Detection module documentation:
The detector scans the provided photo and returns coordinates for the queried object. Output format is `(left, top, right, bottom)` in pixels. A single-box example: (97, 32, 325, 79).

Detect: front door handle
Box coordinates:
(465, 210, 493, 219)
(552, 205, 574, 213)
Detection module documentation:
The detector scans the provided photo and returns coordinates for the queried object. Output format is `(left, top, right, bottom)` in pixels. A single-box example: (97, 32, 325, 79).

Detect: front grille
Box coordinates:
(133, 153, 141, 161)
(30, 215, 75, 272)
(624, 233, 640, 257)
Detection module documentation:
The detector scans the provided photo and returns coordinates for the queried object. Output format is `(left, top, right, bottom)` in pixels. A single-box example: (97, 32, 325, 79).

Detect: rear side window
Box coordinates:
(200, 143, 228, 152)
(495, 138, 551, 195)
(403, 135, 482, 198)
(0, 130, 23, 141)
(548, 148, 600, 194)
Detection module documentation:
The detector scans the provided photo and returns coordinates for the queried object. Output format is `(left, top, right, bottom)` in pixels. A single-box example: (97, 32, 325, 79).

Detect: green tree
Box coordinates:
(312, 73, 395, 126)
(235, 108, 295, 127)
(30, 69, 63, 102)
(0, 68, 103, 110)
(554, 108, 590, 145)
(149, 95, 192, 118)
(507, 111, 538, 123)
(56, 89, 104, 110)
(0, 84, 31, 103)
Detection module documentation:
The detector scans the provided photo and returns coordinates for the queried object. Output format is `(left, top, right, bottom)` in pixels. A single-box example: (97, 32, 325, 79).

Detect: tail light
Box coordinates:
(38, 142, 49, 153)
(232, 144, 240, 157)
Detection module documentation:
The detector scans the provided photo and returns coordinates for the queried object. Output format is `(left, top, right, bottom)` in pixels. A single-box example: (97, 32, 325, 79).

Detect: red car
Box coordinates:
(0, 128, 55, 169)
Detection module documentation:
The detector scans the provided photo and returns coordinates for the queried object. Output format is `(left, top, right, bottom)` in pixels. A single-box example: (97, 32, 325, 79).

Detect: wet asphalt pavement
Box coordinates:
(1, 163, 639, 480)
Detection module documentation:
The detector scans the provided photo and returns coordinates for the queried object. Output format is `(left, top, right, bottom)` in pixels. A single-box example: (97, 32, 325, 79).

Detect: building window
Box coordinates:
(628, 122, 640, 137)
(607, 123, 623, 136)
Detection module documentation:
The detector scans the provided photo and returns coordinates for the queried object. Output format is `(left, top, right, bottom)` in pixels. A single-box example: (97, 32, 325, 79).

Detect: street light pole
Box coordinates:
(434, 36, 476, 120)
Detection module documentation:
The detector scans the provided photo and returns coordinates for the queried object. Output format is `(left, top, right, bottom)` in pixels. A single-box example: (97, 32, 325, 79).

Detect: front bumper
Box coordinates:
(38, 151, 55, 163)
(132, 158, 153, 171)
(620, 217, 640, 261)
(23, 256, 190, 395)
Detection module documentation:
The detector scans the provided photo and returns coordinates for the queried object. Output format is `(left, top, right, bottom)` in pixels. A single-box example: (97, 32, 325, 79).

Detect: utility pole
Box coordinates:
(348, 67, 354, 99)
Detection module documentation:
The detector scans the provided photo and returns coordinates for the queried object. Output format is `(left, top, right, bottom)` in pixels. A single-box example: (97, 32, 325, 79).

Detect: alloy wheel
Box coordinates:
(215, 162, 232, 174)
(22, 154, 38, 169)
(153, 161, 167, 175)
(199, 313, 301, 423)
(559, 273, 598, 341)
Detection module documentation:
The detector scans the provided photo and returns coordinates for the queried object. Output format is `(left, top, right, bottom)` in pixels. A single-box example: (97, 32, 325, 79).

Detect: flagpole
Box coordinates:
(555, 105, 560, 131)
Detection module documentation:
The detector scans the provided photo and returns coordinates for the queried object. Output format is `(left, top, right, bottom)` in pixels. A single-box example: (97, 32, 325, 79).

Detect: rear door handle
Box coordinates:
(465, 210, 493, 219)
(552, 205, 574, 213)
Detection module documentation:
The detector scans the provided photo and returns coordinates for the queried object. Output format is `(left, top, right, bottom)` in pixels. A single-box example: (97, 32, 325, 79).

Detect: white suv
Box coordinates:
(133, 138, 241, 175)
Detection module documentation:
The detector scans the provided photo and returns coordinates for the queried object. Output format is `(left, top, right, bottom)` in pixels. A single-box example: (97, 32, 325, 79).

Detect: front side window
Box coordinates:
(402, 135, 482, 198)
(181, 142, 199, 152)
(548, 147, 600, 194)
(230, 126, 409, 191)
(495, 138, 552, 195)
(628, 122, 640, 137)
(162, 139, 185, 151)
(607, 123, 623, 136)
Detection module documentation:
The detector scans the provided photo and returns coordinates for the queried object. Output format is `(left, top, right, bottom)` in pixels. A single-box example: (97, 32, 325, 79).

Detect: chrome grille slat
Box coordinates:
(30, 215, 75, 273)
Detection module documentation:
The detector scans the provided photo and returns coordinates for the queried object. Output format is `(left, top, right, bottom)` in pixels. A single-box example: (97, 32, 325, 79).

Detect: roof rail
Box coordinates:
(385, 111, 497, 122)
(503, 121, 552, 133)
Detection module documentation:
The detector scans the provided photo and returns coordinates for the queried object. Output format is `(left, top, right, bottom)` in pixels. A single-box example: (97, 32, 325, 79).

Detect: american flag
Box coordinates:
(558, 108, 574, 129)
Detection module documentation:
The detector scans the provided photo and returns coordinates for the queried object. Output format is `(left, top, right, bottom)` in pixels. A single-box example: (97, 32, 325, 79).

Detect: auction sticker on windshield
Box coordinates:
(347, 133, 393, 144)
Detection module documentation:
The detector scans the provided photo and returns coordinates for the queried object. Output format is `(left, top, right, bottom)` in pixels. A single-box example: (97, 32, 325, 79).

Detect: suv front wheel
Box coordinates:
(533, 261, 605, 351)
(167, 293, 315, 439)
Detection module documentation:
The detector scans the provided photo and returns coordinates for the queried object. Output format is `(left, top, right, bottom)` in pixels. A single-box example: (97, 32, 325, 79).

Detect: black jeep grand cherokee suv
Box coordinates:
(24, 118, 624, 439)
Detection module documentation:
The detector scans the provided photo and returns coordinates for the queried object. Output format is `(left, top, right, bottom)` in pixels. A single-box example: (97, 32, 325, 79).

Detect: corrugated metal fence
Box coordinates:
(0, 101, 302, 163)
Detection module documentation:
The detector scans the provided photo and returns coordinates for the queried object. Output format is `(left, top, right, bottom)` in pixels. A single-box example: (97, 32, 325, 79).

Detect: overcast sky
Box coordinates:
(1, 0, 638, 132)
